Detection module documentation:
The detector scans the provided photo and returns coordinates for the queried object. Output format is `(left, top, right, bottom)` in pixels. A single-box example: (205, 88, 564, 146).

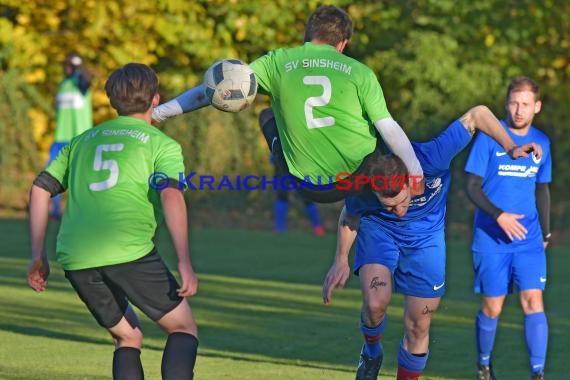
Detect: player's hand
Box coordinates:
(508, 143, 542, 160)
(410, 177, 425, 197)
(496, 212, 527, 241)
(322, 260, 351, 305)
(177, 260, 198, 297)
(27, 256, 50, 292)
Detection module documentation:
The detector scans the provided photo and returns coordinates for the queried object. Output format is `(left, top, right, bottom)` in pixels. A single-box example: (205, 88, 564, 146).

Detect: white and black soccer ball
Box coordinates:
(203, 59, 257, 113)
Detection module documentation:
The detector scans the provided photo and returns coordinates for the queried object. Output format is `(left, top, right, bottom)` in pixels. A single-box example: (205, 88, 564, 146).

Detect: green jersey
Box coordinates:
(250, 42, 391, 183)
(54, 74, 93, 142)
(46, 116, 185, 270)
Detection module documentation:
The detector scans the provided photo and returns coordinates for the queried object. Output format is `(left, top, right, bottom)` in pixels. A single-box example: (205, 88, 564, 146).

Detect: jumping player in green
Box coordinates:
(152, 5, 423, 203)
(28, 63, 199, 380)
(252, 5, 422, 202)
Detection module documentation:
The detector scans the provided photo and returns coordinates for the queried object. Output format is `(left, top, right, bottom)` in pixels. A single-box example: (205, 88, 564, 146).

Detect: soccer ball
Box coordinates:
(203, 59, 257, 113)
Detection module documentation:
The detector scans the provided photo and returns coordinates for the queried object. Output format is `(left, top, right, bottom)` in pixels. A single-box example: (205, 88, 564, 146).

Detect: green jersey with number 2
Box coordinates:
(46, 116, 185, 270)
(250, 42, 391, 183)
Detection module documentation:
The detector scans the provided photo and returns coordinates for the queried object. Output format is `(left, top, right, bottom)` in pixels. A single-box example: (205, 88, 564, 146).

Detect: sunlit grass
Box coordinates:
(1, 219, 569, 379)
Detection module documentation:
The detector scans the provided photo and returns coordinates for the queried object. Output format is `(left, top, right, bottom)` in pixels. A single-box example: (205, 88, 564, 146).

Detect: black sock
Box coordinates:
(112, 347, 144, 380)
(161, 332, 199, 380)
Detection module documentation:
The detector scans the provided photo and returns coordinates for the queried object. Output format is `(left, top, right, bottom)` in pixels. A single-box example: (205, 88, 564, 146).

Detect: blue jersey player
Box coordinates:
(322, 105, 540, 380)
(465, 77, 551, 380)
(323, 106, 540, 380)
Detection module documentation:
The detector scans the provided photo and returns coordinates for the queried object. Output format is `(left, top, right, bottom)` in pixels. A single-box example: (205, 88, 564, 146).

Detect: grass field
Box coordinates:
(0, 218, 568, 379)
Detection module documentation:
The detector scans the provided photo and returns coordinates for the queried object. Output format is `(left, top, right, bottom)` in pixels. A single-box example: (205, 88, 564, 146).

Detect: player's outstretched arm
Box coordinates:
(28, 185, 51, 292)
(151, 85, 210, 123)
(160, 187, 198, 297)
(374, 118, 425, 196)
(322, 206, 359, 305)
(460, 105, 542, 160)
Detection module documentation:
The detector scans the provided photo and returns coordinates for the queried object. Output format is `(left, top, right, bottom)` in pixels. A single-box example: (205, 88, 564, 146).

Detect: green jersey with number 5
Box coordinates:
(250, 42, 391, 183)
(46, 116, 185, 270)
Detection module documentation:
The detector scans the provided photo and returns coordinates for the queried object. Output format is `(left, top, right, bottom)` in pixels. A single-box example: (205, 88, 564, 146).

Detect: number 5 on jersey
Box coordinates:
(89, 143, 124, 191)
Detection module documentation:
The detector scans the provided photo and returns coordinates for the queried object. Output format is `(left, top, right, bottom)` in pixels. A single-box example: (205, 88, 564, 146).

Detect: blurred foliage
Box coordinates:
(0, 0, 569, 229)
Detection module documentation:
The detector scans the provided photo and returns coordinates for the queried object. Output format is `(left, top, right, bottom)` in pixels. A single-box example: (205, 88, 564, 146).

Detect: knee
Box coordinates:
(363, 300, 388, 325)
(482, 304, 503, 319)
(114, 327, 144, 349)
(404, 318, 430, 342)
(521, 293, 544, 314)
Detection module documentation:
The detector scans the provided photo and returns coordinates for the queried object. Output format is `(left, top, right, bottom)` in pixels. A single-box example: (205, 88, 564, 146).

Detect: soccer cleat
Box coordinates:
(531, 373, 544, 380)
(477, 364, 497, 380)
(355, 346, 383, 380)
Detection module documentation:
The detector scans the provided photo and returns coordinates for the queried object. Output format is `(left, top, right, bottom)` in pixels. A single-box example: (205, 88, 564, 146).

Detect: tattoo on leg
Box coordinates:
(370, 277, 387, 290)
(422, 305, 435, 315)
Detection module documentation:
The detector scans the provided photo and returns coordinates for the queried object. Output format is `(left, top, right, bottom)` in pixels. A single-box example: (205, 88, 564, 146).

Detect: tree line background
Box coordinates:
(1, 0, 569, 232)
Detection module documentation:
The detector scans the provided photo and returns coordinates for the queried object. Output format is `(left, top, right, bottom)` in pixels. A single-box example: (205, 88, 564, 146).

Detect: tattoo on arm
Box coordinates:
(370, 277, 387, 290)
(422, 305, 436, 315)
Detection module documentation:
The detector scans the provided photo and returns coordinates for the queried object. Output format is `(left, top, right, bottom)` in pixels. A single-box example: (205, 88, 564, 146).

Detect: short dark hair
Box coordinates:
(368, 154, 409, 198)
(506, 76, 541, 102)
(105, 63, 158, 116)
(304, 5, 353, 45)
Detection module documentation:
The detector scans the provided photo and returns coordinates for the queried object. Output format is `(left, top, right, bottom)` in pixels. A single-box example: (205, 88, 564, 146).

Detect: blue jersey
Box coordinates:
(346, 119, 471, 234)
(464, 120, 551, 253)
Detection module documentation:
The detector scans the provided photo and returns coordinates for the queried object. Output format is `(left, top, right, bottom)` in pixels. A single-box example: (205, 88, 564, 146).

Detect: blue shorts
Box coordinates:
(355, 217, 446, 298)
(472, 249, 547, 296)
(48, 142, 69, 165)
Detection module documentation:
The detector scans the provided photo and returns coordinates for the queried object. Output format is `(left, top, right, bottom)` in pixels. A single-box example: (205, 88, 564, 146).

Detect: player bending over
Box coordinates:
(322, 105, 540, 380)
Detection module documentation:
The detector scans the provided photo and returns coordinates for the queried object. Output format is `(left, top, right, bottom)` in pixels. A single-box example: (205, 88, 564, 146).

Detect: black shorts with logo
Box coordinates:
(64, 249, 183, 328)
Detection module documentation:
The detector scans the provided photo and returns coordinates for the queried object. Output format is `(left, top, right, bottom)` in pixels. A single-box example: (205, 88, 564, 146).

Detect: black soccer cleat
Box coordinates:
(355, 345, 383, 380)
(531, 373, 544, 380)
(477, 364, 497, 380)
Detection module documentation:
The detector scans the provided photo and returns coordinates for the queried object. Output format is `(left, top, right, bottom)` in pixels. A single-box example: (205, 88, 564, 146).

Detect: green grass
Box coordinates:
(1, 218, 569, 379)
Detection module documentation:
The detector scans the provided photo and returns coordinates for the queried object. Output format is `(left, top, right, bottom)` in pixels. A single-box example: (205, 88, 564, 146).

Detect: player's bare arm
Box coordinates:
(323, 206, 359, 305)
(28, 185, 51, 292)
(460, 105, 542, 160)
(160, 187, 198, 297)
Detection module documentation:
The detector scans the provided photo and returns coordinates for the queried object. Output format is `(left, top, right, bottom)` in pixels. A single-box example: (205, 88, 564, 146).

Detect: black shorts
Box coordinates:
(64, 249, 183, 328)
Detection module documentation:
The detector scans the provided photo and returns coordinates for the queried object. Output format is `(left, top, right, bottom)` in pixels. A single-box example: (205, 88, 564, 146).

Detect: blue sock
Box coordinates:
(397, 339, 428, 373)
(524, 311, 548, 375)
(476, 310, 498, 366)
(274, 200, 288, 232)
(304, 202, 322, 227)
(360, 315, 386, 359)
(51, 195, 61, 217)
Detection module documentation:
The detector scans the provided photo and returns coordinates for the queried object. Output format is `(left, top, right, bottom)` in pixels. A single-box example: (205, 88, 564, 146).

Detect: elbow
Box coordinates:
(466, 105, 492, 123)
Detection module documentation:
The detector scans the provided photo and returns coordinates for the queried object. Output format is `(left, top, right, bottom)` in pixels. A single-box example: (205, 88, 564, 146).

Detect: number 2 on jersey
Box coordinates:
(303, 76, 334, 129)
(89, 144, 124, 191)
